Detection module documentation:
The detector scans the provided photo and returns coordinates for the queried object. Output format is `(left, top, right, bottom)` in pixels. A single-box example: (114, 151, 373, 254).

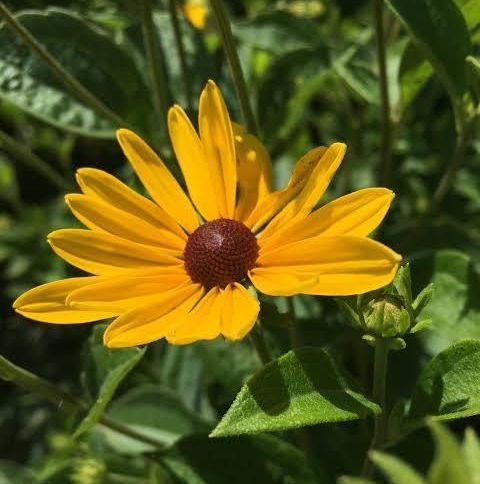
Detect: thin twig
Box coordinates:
(0, 354, 165, 449)
(0, 129, 70, 190)
(168, 0, 193, 109)
(0, 2, 129, 129)
(373, 0, 393, 186)
(208, 0, 258, 135)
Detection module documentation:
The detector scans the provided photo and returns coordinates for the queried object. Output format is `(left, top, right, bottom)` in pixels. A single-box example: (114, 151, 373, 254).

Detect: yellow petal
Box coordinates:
(234, 130, 273, 223)
(257, 235, 401, 296)
(104, 283, 203, 348)
(67, 271, 190, 312)
(246, 146, 327, 232)
(260, 188, 394, 250)
(249, 269, 319, 296)
(221, 283, 259, 340)
(260, 143, 346, 237)
(65, 194, 185, 252)
(76, 168, 186, 241)
(168, 106, 220, 220)
(199, 80, 237, 218)
(13, 277, 116, 323)
(48, 229, 180, 275)
(167, 286, 223, 345)
(116, 129, 199, 233)
(182, 3, 208, 29)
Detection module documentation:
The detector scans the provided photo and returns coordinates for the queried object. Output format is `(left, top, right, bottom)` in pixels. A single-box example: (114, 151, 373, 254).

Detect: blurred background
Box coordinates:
(0, 0, 479, 482)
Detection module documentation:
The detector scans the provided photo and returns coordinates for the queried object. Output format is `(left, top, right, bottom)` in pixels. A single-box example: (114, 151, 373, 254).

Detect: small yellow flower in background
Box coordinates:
(13, 80, 401, 348)
(181, 0, 208, 30)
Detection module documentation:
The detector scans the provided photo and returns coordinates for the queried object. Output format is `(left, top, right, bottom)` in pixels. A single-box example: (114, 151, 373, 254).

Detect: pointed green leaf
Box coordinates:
(409, 339, 480, 423)
(211, 347, 380, 437)
(386, 0, 471, 104)
(428, 423, 470, 484)
(370, 451, 426, 484)
(0, 8, 150, 137)
(74, 325, 145, 438)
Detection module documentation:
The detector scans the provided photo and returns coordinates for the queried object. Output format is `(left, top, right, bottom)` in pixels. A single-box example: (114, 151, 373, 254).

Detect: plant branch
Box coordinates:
(0, 354, 165, 449)
(208, 0, 258, 135)
(0, 2, 129, 129)
(141, 0, 171, 132)
(0, 129, 70, 190)
(373, 0, 393, 186)
(168, 0, 193, 109)
(362, 338, 390, 477)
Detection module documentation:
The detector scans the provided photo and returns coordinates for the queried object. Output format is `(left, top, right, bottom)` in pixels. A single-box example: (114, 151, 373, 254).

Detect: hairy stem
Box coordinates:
(362, 339, 390, 477)
(249, 323, 272, 365)
(168, 0, 193, 109)
(373, 0, 393, 186)
(0, 2, 129, 129)
(0, 129, 70, 190)
(141, 0, 171, 131)
(209, 0, 258, 135)
(0, 354, 165, 449)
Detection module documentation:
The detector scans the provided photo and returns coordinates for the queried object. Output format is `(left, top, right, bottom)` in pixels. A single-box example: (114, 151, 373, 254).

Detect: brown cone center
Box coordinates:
(184, 218, 259, 289)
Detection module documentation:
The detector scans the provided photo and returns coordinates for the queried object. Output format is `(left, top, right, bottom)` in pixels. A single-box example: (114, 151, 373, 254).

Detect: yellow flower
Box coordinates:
(13, 80, 401, 348)
(181, 0, 208, 30)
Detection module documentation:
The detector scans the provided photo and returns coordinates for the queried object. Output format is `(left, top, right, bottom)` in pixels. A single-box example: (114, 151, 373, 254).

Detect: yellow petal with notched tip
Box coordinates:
(221, 283, 259, 340)
(234, 129, 273, 224)
(260, 143, 346, 237)
(48, 229, 181, 275)
(104, 283, 204, 348)
(13, 277, 116, 323)
(167, 286, 224, 344)
(116, 129, 199, 233)
(65, 194, 185, 252)
(168, 105, 220, 221)
(249, 268, 319, 296)
(246, 146, 327, 232)
(256, 235, 401, 296)
(67, 271, 190, 312)
(199, 80, 237, 218)
(260, 188, 394, 249)
(75, 168, 186, 241)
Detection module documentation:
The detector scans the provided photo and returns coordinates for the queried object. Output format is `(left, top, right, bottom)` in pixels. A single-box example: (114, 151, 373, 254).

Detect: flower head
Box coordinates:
(13, 80, 401, 348)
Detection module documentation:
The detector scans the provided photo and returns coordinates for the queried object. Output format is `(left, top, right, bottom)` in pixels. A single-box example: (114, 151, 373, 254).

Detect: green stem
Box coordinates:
(249, 323, 272, 365)
(0, 2, 129, 129)
(141, 0, 171, 132)
(168, 0, 193, 109)
(0, 354, 165, 449)
(208, 0, 258, 135)
(373, 0, 393, 187)
(362, 338, 390, 477)
(0, 129, 70, 190)
(285, 297, 302, 349)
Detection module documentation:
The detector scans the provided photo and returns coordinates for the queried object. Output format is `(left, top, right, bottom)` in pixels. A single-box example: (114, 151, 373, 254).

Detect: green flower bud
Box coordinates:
(363, 294, 411, 338)
(71, 457, 106, 484)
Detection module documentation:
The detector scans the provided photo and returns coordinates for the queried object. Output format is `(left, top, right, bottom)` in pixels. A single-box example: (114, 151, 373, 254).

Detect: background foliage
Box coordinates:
(0, 0, 479, 482)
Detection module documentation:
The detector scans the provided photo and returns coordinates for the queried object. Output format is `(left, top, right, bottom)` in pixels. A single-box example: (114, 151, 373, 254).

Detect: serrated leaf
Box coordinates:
(409, 339, 480, 423)
(370, 451, 426, 484)
(0, 8, 150, 137)
(160, 433, 320, 484)
(386, 0, 471, 104)
(428, 423, 470, 484)
(211, 347, 380, 437)
(74, 325, 145, 438)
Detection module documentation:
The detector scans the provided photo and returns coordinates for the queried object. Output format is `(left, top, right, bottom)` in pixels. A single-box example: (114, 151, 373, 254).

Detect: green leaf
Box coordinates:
(74, 325, 145, 438)
(454, 0, 480, 30)
(413, 250, 480, 355)
(211, 347, 380, 437)
(338, 478, 378, 484)
(428, 423, 470, 484)
(369, 451, 426, 484)
(409, 339, 480, 422)
(386, 0, 471, 103)
(0, 8, 150, 138)
(99, 384, 210, 454)
(159, 434, 320, 484)
(463, 428, 480, 484)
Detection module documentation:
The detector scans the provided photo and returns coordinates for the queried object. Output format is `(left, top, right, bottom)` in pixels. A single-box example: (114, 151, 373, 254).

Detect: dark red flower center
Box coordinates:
(184, 218, 259, 289)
